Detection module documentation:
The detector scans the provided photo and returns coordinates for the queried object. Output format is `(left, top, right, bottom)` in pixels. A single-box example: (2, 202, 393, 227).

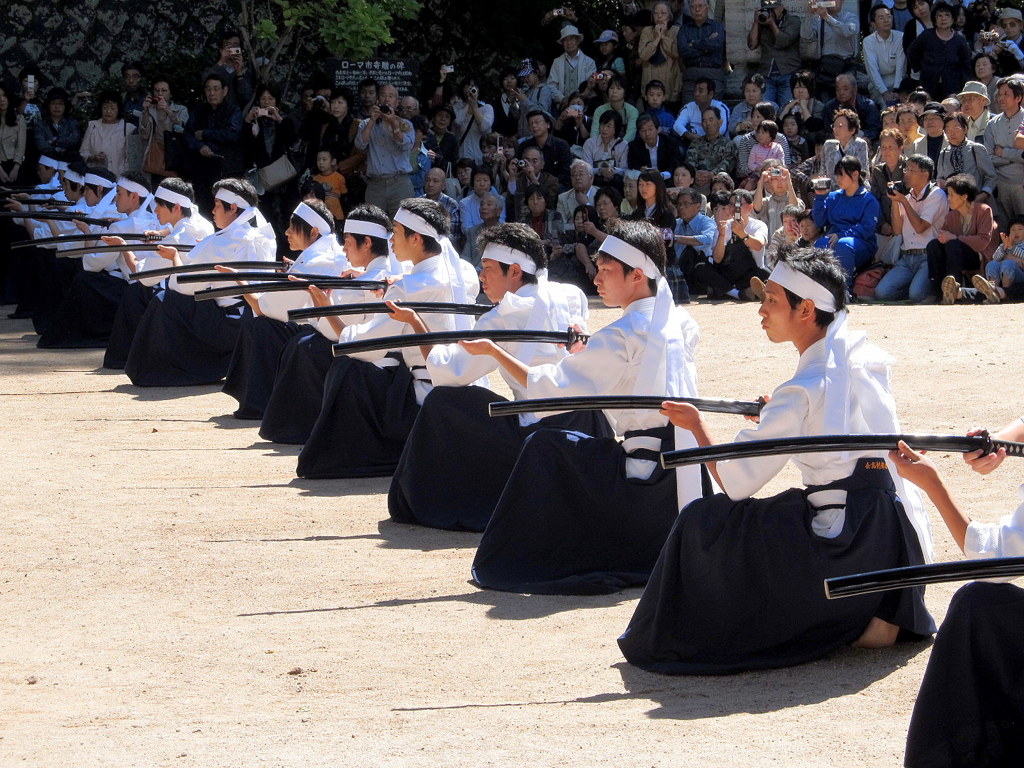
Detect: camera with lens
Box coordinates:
(770, 168, 782, 176)
(887, 180, 907, 195)
(758, 0, 780, 23)
(514, 159, 528, 169)
(378, 103, 392, 115)
(468, 86, 479, 98)
(757, 10, 770, 23)
(811, 177, 831, 191)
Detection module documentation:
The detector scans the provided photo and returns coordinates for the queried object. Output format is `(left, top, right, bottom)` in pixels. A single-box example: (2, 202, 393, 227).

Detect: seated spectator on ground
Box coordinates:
(507, 145, 560, 218)
(821, 109, 872, 183)
(870, 128, 907, 247)
(422, 166, 463, 250)
(557, 160, 597, 222)
(780, 112, 810, 164)
(811, 155, 881, 284)
(875, 153, 948, 302)
(730, 73, 769, 137)
(553, 92, 591, 149)
(669, 162, 707, 213)
(823, 73, 882, 142)
(764, 203, 804, 268)
(80, 91, 137, 177)
(752, 160, 804, 235)
(642, 80, 676, 135)
(896, 103, 922, 148)
(740, 120, 786, 189)
(907, 2, 972, 100)
(672, 77, 730, 145)
(966, 214, 1024, 303)
(695, 189, 768, 300)
(779, 70, 826, 141)
(910, 101, 948, 165)
(628, 114, 683, 173)
(927, 172, 997, 301)
(621, 169, 640, 215)
(794, 208, 822, 246)
(628, 168, 678, 271)
(460, 165, 506, 229)
(710, 172, 735, 196)
(689, 106, 736, 192)
(550, 203, 600, 293)
(519, 110, 573, 189)
(593, 185, 622, 238)
(671, 185, 718, 302)
(936, 111, 995, 203)
(735, 102, 792, 182)
(582, 110, 628, 187)
(518, 182, 563, 260)
(461, 192, 504, 267)
(592, 74, 640, 143)
(957, 80, 992, 142)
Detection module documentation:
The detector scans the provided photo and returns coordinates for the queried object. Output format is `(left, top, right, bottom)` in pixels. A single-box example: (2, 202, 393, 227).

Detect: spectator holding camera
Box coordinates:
(451, 77, 494, 165)
(695, 189, 768, 300)
(811, 155, 880, 285)
(869, 127, 907, 242)
(582, 109, 628, 184)
(355, 83, 414, 217)
(202, 30, 255, 110)
(519, 110, 573, 189)
(752, 160, 804, 235)
(553, 92, 591, 148)
(139, 78, 189, 181)
(747, 0, 802, 106)
(507, 145, 561, 216)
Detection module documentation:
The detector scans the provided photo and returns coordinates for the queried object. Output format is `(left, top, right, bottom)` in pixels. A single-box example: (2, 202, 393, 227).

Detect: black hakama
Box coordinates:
(618, 458, 936, 675)
(258, 330, 335, 444)
(124, 290, 249, 386)
(37, 270, 126, 349)
(24, 251, 81, 333)
(904, 581, 1024, 768)
(388, 385, 614, 532)
(221, 316, 306, 419)
(295, 356, 419, 479)
(103, 281, 155, 369)
(470, 425, 681, 595)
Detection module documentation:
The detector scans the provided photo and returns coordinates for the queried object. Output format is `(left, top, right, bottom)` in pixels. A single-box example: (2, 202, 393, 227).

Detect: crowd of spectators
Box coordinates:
(5, 0, 1024, 303)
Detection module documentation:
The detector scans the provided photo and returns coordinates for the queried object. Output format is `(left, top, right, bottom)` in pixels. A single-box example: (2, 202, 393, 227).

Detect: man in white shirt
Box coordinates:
(556, 160, 597, 222)
(672, 77, 730, 144)
(547, 25, 597, 104)
(958, 81, 992, 142)
(862, 4, 905, 106)
(875, 154, 948, 302)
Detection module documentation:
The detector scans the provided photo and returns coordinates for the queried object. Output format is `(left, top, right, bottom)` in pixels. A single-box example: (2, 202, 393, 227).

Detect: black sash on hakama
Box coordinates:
(258, 329, 335, 444)
(618, 458, 936, 675)
(471, 425, 681, 595)
(124, 289, 250, 386)
(295, 354, 419, 479)
(37, 269, 125, 348)
(222, 315, 306, 419)
(905, 582, 1024, 768)
(103, 280, 155, 369)
(388, 385, 614, 532)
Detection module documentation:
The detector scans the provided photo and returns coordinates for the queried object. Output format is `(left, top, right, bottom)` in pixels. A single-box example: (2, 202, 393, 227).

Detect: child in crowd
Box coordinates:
(983, 216, 1024, 292)
(795, 209, 821, 246)
(313, 149, 347, 223)
(742, 121, 785, 189)
(643, 80, 674, 135)
(781, 113, 810, 164)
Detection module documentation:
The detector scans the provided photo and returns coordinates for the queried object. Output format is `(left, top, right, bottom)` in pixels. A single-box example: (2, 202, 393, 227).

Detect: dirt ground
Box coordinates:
(0, 299, 1020, 767)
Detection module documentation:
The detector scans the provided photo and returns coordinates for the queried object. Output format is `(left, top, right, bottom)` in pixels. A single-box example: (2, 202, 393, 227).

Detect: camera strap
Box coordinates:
(457, 103, 475, 148)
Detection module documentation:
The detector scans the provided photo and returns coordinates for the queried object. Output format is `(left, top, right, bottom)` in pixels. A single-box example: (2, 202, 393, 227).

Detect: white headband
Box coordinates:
(154, 186, 193, 209)
(481, 242, 538, 275)
(767, 261, 837, 313)
(394, 207, 440, 240)
(214, 188, 253, 210)
(293, 202, 331, 238)
(599, 235, 661, 279)
(39, 156, 60, 170)
(343, 218, 390, 240)
(85, 173, 114, 188)
(118, 177, 150, 199)
(57, 161, 68, 172)
(64, 170, 84, 185)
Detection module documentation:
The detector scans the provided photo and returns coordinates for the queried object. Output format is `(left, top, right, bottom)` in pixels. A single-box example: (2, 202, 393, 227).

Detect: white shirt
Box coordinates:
(900, 184, 948, 251)
(315, 255, 393, 341)
(965, 482, 1024, 558)
(862, 30, 905, 94)
(82, 205, 159, 276)
(257, 235, 349, 322)
(672, 99, 731, 138)
(135, 214, 216, 287)
(428, 280, 589, 422)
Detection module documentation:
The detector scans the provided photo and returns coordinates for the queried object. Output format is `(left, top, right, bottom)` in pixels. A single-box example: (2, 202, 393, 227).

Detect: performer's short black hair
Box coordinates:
(477, 222, 548, 284)
(155, 178, 195, 216)
(346, 204, 393, 257)
(602, 219, 665, 294)
(213, 177, 259, 208)
(290, 198, 334, 239)
(775, 245, 847, 327)
(397, 198, 450, 255)
(85, 167, 116, 194)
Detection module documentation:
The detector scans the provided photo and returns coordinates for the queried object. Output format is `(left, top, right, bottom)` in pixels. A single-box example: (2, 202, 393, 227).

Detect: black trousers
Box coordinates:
(926, 238, 980, 298)
(691, 242, 768, 298)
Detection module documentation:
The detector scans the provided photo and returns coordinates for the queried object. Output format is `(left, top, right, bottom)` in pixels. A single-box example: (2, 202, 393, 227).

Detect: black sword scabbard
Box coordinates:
(825, 557, 1024, 598)
(288, 302, 495, 321)
(331, 328, 588, 358)
(12, 233, 159, 249)
(129, 261, 288, 281)
(488, 395, 763, 418)
(192, 278, 389, 301)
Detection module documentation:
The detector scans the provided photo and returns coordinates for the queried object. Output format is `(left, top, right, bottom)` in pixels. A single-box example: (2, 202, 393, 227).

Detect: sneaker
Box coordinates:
(941, 275, 960, 305)
(972, 274, 1001, 304)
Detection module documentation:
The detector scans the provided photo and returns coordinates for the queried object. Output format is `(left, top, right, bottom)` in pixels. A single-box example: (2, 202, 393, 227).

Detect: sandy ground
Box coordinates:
(0, 299, 1020, 768)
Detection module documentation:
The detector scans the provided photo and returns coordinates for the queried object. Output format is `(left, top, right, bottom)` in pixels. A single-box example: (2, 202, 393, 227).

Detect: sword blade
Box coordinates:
(288, 302, 494, 321)
(332, 329, 585, 358)
(825, 557, 1024, 598)
(129, 261, 288, 281)
(658, 434, 1020, 469)
(488, 395, 763, 418)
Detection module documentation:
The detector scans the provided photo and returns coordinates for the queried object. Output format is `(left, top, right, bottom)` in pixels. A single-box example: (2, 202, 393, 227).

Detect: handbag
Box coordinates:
(257, 154, 298, 192)
(852, 262, 888, 299)
(143, 136, 166, 175)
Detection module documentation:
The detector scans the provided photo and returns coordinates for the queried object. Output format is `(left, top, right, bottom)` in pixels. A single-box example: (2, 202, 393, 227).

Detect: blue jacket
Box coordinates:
(812, 186, 880, 250)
